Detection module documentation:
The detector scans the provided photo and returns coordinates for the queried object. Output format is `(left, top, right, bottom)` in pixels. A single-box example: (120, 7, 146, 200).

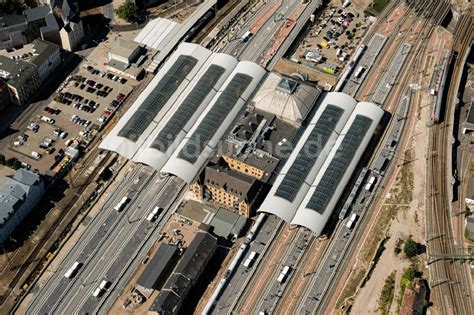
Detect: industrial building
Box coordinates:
(100, 42, 265, 184)
(0, 169, 44, 245)
(149, 231, 217, 315)
(135, 244, 177, 298)
(107, 38, 146, 79)
(257, 92, 384, 235)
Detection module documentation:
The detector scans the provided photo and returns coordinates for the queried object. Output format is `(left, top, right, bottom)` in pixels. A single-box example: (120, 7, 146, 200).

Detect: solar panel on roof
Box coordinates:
(306, 115, 373, 214)
(274, 105, 344, 202)
(150, 65, 226, 152)
(177, 73, 253, 164)
(117, 55, 198, 141)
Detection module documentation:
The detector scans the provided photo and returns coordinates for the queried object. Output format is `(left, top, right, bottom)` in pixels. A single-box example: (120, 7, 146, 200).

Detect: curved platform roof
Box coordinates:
(257, 93, 356, 222)
(257, 93, 384, 235)
(132, 53, 238, 170)
(291, 102, 383, 234)
(161, 61, 266, 183)
(99, 43, 211, 158)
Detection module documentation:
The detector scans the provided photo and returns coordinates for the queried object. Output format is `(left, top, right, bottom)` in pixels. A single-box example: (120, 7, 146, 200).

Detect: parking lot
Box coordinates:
(290, 0, 369, 74)
(6, 64, 135, 175)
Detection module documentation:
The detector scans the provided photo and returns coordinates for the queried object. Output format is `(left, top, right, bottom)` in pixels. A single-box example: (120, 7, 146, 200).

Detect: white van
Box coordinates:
(31, 151, 42, 159)
(40, 116, 55, 124)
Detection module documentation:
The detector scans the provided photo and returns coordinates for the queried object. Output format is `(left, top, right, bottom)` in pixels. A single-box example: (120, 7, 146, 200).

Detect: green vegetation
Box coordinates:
(115, 0, 138, 23)
(378, 271, 396, 314)
(403, 237, 420, 258)
(397, 265, 423, 312)
(373, 0, 391, 13)
(365, 0, 391, 16)
(0, 0, 23, 15)
(0, 154, 21, 170)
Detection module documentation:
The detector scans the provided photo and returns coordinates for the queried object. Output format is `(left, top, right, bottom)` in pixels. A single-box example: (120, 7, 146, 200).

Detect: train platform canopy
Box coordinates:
(257, 92, 384, 235)
(133, 0, 218, 73)
(99, 42, 265, 184)
(252, 72, 322, 126)
(134, 18, 179, 50)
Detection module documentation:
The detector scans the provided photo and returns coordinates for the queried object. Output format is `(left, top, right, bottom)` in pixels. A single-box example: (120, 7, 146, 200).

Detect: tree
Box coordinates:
(0, 154, 5, 165)
(403, 237, 419, 258)
(115, 1, 138, 23)
(6, 157, 20, 170)
(0, 0, 23, 15)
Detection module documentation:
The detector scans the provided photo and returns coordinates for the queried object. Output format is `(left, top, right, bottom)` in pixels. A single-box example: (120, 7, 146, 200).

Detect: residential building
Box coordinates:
(47, 0, 84, 51)
(191, 165, 262, 218)
(0, 56, 40, 105)
(0, 14, 28, 50)
(30, 39, 61, 81)
(24, 5, 62, 46)
(59, 19, 83, 51)
(0, 169, 44, 245)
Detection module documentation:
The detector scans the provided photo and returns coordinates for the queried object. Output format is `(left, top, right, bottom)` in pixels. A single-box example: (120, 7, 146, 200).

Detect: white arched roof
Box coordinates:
(132, 53, 239, 170)
(257, 92, 356, 222)
(257, 93, 384, 235)
(99, 43, 212, 158)
(161, 62, 266, 183)
(291, 102, 384, 235)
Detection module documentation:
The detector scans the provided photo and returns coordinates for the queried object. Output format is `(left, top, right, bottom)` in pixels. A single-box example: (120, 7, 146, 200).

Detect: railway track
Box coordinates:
(0, 148, 111, 309)
(426, 12, 473, 314)
(231, 223, 296, 313)
(283, 1, 453, 313)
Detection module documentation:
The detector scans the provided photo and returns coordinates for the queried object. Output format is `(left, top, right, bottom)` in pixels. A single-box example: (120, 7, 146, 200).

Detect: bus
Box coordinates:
(114, 196, 130, 211)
